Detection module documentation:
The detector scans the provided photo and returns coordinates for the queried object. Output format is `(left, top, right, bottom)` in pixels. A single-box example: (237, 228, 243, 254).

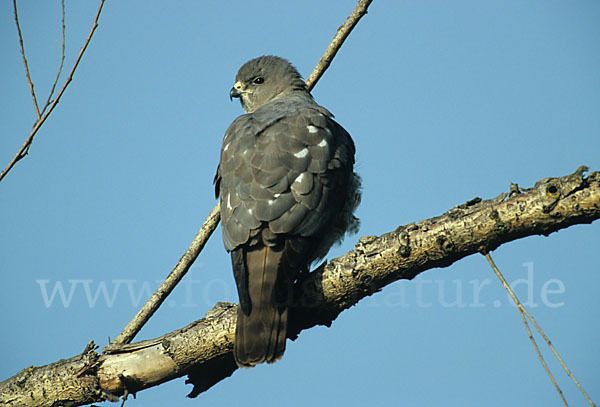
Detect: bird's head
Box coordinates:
(230, 56, 308, 113)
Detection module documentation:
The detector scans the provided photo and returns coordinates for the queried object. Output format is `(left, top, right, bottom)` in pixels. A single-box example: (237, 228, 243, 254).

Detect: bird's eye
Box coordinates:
(253, 77, 264, 84)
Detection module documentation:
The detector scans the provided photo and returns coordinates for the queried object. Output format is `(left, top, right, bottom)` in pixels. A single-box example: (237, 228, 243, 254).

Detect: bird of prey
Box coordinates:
(215, 56, 360, 368)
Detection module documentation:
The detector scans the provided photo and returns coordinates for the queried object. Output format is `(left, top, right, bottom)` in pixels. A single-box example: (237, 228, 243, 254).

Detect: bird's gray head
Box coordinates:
(230, 56, 309, 113)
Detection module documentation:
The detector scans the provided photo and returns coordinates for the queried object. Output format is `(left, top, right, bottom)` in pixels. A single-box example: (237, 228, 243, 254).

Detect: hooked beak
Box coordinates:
(229, 87, 243, 101)
(229, 80, 244, 101)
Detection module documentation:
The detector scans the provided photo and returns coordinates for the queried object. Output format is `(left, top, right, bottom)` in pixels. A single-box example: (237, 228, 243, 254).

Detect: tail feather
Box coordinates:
(234, 245, 289, 367)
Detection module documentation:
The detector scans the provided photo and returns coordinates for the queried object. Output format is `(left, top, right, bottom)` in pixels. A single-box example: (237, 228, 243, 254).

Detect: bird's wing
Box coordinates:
(216, 104, 355, 254)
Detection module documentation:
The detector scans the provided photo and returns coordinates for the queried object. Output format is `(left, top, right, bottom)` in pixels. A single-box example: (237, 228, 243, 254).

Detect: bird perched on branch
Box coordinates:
(215, 56, 360, 368)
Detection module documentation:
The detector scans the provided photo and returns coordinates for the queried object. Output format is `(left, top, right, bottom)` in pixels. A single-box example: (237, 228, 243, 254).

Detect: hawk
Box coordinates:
(215, 56, 360, 368)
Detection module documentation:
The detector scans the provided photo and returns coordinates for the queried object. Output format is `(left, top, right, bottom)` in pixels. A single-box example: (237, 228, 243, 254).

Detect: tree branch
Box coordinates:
(305, 0, 373, 91)
(112, 0, 376, 346)
(2, 167, 598, 406)
(0, 0, 106, 183)
(13, 0, 41, 119)
(40, 0, 67, 116)
(111, 204, 221, 345)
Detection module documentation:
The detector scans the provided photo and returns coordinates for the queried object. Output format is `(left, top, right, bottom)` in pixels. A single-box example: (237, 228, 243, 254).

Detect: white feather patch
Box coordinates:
(294, 147, 309, 158)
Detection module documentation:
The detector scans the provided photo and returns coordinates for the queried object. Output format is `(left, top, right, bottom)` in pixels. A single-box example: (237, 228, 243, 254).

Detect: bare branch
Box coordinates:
(0, 0, 106, 183)
(306, 0, 374, 91)
(112, 0, 376, 345)
(2, 167, 598, 406)
(41, 0, 67, 115)
(485, 253, 568, 406)
(13, 0, 41, 119)
(485, 253, 596, 407)
(111, 204, 221, 345)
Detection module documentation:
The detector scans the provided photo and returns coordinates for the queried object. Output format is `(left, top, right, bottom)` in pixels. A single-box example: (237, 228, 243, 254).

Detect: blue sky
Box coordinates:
(1, 1, 599, 406)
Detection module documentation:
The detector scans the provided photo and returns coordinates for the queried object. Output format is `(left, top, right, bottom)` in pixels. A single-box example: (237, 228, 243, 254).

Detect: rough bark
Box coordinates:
(1, 167, 598, 406)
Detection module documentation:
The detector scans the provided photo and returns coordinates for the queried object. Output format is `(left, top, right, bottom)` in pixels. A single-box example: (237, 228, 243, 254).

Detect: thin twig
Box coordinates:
(486, 253, 596, 406)
(521, 310, 596, 406)
(490, 255, 596, 406)
(306, 0, 373, 91)
(111, 0, 376, 345)
(42, 0, 67, 115)
(111, 204, 221, 345)
(485, 253, 568, 406)
(13, 0, 41, 119)
(0, 0, 106, 183)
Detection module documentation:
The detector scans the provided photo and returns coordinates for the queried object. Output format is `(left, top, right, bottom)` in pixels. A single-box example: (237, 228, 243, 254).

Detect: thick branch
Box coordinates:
(2, 167, 598, 406)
